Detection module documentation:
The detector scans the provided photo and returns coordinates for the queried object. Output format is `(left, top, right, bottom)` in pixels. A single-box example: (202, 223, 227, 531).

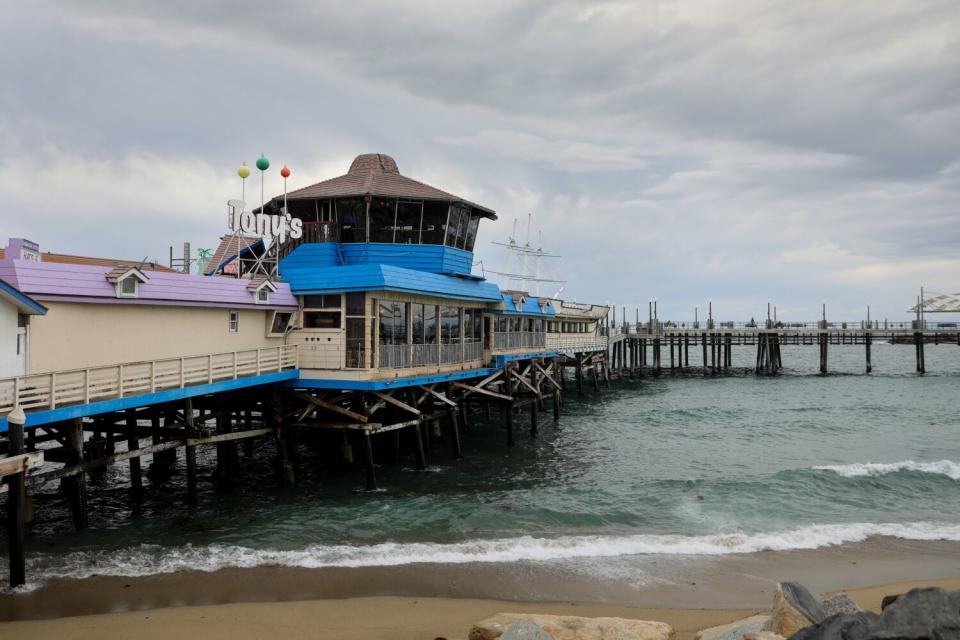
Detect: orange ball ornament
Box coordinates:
(280, 165, 291, 178)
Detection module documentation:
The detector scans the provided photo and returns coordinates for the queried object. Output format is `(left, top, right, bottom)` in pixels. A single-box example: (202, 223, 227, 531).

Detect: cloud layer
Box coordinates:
(2, 0, 958, 320)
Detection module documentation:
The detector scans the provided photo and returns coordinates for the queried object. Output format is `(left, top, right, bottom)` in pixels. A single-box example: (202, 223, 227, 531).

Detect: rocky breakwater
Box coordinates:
(469, 613, 675, 640)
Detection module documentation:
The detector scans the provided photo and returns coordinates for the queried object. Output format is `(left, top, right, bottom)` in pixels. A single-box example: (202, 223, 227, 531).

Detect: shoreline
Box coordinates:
(2, 537, 960, 621)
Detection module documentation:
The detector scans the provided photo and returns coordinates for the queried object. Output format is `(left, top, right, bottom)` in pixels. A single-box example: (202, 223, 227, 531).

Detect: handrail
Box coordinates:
(0, 345, 299, 416)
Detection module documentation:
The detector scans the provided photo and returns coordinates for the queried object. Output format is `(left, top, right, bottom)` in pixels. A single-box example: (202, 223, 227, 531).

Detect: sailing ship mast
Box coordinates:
(485, 213, 565, 297)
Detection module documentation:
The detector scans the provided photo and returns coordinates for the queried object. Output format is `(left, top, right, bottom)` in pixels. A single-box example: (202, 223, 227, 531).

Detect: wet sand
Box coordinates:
(1, 539, 959, 639)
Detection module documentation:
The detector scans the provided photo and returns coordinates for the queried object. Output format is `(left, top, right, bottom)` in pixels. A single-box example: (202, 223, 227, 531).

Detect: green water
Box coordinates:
(3, 343, 960, 588)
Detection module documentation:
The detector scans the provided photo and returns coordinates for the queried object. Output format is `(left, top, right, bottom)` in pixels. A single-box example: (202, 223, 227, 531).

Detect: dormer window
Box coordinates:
(106, 266, 149, 299)
(247, 278, 278, 305)
(119, 276, 138, 297)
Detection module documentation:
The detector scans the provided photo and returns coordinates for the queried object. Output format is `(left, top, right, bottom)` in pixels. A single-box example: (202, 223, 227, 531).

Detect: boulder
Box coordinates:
(501, 619, 553, 640)
(694, 615, 770, 640)
(817, 593, 860, 617)
(765, 582, 825, 637)
(787, 587, 960, 640)
(469, 613, 675, 640)
(743, 633, 785, 640)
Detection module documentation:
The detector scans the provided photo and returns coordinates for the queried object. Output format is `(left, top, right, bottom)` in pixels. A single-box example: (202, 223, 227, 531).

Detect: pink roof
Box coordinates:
(0, 259, 297, 310)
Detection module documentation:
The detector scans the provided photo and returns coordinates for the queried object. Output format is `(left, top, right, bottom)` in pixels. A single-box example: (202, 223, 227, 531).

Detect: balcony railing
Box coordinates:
(378, 341, 485, 369)
(0, 345, 299, 417)
(492, 331, 546, 351)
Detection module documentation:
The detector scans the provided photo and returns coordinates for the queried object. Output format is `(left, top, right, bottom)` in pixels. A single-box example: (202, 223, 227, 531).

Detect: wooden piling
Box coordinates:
(5, 415, 27, 589)
(63, 418, 88, 530)
(125, 409, 143, 495)
(504, 364, 516, 447)
(183, 397, 198, 506)
(865, 332, 872, 374)
(412, 421, 427, 470)
(362, 430, 377, 491)
(449, 407, 462, 459)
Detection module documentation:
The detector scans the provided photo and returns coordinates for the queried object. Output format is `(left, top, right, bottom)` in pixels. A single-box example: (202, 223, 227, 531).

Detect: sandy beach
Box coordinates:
(2, 539, 959, 639)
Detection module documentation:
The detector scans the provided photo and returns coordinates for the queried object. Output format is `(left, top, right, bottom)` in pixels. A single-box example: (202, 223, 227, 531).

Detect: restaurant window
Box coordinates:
(495, 316, 508, 333)
(256, 287, 270, 304)
(420, 201, 449, 245)
(412, 303, 437, 344)
(228, 310, 239, 333)
(302, 294, 342, 329)
(337, 198, 367, 243)
(379, 301, 408, 345)
(345, 293, 366, 368)
(440, 305, 461, 343)
(463, 215, 480, 251)
(368, 198, 396, 243)
(395, 200, 423, 244)
(464, 309, 483, 343)
(445, 205, 469, 248)
(119, 276, 138, 297)
(268, 311, 293, 336)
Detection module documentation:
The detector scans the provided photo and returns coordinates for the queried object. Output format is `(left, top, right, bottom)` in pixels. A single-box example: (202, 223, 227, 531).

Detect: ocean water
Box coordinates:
(3, 342, 960, 590)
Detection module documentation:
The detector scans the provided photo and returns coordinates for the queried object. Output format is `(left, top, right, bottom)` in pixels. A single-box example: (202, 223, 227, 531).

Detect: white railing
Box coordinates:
(0, 345, 299, 416)
(493, 332, 546, 351)
(378, 341, 486, 369)
(546, 335, 609, 353)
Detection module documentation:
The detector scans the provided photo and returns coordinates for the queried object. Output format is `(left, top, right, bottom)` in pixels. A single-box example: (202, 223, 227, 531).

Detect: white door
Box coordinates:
(15, 326, 27, 375)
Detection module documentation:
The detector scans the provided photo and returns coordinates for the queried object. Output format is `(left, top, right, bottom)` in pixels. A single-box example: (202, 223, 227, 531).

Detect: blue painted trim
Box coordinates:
(0, 279, 47, 315)
(291, 367, 501, 391)
(0, 370, 298, 432)
(492, 352, 560, 367)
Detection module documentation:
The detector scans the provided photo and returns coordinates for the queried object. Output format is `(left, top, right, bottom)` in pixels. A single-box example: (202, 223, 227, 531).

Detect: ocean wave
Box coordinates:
(814, 460, 960, 481)
(10, 521, 960, 588)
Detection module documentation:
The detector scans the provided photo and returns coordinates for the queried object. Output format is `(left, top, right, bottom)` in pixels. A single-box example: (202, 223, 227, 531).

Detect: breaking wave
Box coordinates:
(814, 460, 960, 481)
(10, 521, 960, 589)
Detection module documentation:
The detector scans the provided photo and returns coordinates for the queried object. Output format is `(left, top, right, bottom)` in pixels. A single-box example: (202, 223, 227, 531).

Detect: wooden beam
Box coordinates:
(510, 370, 540, 396)
(187, 428, 273, 446)
(288, 390, 368, 423)
(372, 391, 422, 416)
(453, 381, 512, 402)
(417, 385, 458, 407)
(535, 363, 562, 391)
(0, 452, 44, 478)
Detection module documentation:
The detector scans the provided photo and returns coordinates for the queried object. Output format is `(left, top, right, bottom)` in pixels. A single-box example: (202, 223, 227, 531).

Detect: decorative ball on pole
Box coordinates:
(237, 162, 250, 201)
(280, 165, 290, 179)
(280, 165, 291, 216)
(256, 154, 270, 233)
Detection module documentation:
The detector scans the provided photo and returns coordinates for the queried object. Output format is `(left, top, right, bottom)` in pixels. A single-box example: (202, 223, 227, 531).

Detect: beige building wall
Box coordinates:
(28, 301, 285, 373)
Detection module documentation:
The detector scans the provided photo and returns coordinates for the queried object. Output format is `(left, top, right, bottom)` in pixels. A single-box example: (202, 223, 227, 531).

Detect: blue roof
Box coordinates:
(281, 262, 502, 302)
(492, 292, 556, 317)
(0, 278, 46, 315)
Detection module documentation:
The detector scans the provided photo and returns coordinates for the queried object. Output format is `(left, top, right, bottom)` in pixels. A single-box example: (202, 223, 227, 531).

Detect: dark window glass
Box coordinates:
(303, 311, 341, 328)
(446, 205, 468, 248)
(303, 294, 341, 309)
(395, 200, 423, 244)
(379, 301, 408, 344)
(346, 317, 365, 368)
(463, 215, 480, 251)
(368, 198, 396, 243)
(421, 202, 449, 245)
(345, 292, 365, 316)
(337, 198, 367, 243)
(411, 303, 437, 344)
(473, 310, 483, 342)
(440, 306, 460, 343)
(271, 312, 292, 334)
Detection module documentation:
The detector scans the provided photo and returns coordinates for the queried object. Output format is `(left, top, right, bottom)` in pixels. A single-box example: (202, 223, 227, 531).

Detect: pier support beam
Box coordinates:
(915, 332, 926, 374)
(362, 430, 377, 491)
(449, 407, 462, 459)
(504, 364, 516, 447)
(412, 421, 427, 470)
(183, 398, 198, 506)
(125, 409, 143, 496)
(62, 418, 88, 530)
(865, 332, 872, 374)
(5, 411, 27, 589)
(819, 333, 828, 374)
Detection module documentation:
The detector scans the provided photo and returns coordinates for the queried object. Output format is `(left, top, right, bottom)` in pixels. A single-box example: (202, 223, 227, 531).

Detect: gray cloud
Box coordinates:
(1, 0, 958, 320)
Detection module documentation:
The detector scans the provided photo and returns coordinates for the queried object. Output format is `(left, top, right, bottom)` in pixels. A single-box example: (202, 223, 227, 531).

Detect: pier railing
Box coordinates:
(0, 345, 299, 416)
(546, 335, 609, 353)
(492, 331, 546, 351)
(378, 341, 485, 369)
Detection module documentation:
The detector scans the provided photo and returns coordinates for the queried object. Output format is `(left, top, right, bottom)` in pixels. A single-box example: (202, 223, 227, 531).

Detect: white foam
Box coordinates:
(814, 460, 960, 480)
(12, 521, 960, 589)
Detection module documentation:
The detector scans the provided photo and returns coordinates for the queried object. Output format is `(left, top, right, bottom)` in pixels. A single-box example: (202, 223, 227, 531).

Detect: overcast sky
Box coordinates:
(2, 1, 958, 322)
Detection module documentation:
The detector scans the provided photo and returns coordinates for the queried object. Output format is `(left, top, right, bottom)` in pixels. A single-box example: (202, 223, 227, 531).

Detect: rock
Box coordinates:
(743, 633, 785, 640)
(787, 587, 960, 640)
(469, 613, 675, 640)
(817, 593, 860, 617)
(879, 594, 900, 611)
(765, 582, 825, 637)
(694, 614, 770, 640)
(501, 619, 552, 640)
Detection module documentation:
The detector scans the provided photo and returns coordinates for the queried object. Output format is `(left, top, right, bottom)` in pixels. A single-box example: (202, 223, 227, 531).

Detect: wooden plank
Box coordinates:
(288, 390, 368, 423)
(510, 370, 540, 396)
(187, 428, 273, 446)
(418, 385, 457, 407)
(535, 363, 562, 391)
(0, 452, 44, 478)
(453, 381, 512, 402)
(372, 391, 421, 416)
(369, 418, 421, 435)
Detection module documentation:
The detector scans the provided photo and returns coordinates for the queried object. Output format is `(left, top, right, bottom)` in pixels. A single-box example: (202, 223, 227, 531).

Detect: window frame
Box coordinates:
(228, 310, 240, 333)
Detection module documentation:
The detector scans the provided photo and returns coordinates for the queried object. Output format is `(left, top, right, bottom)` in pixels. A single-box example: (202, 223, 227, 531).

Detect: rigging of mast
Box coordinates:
(486, 213, 566, 297)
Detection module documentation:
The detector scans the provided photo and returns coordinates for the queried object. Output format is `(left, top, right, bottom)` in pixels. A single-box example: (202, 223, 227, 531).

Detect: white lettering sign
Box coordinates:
(227, 200, 303, 242)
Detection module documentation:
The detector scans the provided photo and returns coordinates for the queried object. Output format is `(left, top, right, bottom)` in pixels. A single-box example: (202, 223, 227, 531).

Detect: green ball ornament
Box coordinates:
(237, 164, 250, 179)
(256, 154, 270, 171)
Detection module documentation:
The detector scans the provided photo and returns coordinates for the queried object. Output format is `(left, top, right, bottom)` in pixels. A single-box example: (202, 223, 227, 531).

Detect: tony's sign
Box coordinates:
(227, 200, 303, 242)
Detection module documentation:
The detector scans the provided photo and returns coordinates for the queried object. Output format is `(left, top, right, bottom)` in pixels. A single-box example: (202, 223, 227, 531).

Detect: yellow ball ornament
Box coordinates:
(237, 163, 251, 179)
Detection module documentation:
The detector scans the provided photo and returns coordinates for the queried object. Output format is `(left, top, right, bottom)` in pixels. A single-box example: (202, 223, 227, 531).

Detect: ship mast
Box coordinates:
(487, 213, 565, 297)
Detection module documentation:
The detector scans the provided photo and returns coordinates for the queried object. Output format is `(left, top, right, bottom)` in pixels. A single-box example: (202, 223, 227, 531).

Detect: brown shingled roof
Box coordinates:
(0, 248, 175, 272)
(266, 153, 496, 218)
(204, 235, 262, 275)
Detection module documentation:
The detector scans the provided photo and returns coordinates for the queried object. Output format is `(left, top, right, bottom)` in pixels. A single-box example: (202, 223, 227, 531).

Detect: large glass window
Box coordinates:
(379, 301, 408, 345)
(368, 198, 396, 243)
(302, 294, 341, 329)
(463, 215, 480, 251)
(395, 200, 423, 244)
(464, 309, 484, 343)
(412, 303, 437, 344)
(421, 202, 449, 245)
(337, 198, 367, 243)
(445, 205, 468, 248)
(345, 293, 366, 368)
(440, 306, 461, 343)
